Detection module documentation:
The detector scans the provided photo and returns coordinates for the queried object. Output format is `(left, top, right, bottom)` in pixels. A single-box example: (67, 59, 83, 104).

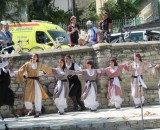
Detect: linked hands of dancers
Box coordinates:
(44, 73, 53, 77)
(125, 60, 133, 66)
(44, 69, 55, 77)
(7, 57, 12, 64)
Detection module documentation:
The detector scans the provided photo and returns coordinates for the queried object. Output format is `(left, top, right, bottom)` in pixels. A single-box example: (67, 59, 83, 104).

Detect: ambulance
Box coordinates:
(9, 20, 70, 52)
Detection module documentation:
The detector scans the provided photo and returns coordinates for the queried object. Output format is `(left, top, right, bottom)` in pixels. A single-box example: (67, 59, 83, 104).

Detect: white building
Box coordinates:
(54, 0, 72, 12)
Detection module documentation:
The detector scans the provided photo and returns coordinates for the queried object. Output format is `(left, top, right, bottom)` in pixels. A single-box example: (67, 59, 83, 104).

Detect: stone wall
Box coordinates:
(0, 41, 160, 116)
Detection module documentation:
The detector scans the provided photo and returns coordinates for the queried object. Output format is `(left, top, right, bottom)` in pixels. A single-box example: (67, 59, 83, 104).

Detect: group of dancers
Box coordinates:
(0, 53, 160, 118)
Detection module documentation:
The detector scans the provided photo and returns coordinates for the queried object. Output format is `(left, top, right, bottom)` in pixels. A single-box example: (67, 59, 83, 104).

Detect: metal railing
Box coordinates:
(59, 19, 135, 33)
(58, 17, 160, 33)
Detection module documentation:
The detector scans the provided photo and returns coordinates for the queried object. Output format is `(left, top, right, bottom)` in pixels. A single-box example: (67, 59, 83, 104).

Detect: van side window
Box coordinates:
(36, 31, 51, 44)
(126, 32, 143, 41)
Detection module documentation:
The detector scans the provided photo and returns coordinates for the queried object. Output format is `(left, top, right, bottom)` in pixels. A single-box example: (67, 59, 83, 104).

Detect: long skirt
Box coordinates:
(84, 84, 99, 110)
(54, 82, 67, 113)
(0, 84, 14, 107)
(131, 78, 145, 106)
(109, 85, 123, 108)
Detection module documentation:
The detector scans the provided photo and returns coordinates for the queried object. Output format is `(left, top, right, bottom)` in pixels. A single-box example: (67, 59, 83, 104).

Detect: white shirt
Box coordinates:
(88, 27, 98, 42)
(0, 61, 9, 69)
(0, 61, 9, 75)
(66, 62, 82, 71)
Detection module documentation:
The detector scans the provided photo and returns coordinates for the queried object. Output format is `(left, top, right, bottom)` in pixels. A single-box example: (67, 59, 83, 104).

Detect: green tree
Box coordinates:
(27, 0, 72, 24)
(0, 0, 28, 20)
(101, 0, 138, 20)
(82, 1, 99, 21)
(0, 0, 73, 24)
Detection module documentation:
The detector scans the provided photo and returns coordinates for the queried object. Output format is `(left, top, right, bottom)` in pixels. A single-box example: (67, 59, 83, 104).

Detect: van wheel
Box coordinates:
(22, 48, 30, 52)
(30, 46, 44, 52)
(56, 44, 70, 49)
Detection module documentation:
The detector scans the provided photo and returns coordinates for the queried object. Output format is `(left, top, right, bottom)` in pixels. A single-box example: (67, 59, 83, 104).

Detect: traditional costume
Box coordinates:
(66, 62, 85, 111)
(0, 61, 18, 117)
(16, 61, 52, 117)
(154, 65, 160, 103)
(101, 64, 128, 109)
(0, 61, 9, 68)
(76, 69, 100, 111)
(128, 53, 154, 108)
(52, 68, 75, 114)
(158, 80, 160, 104)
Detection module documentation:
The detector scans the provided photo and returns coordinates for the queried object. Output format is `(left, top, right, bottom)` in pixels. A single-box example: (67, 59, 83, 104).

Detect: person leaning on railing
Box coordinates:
(98, 11, 112, 43)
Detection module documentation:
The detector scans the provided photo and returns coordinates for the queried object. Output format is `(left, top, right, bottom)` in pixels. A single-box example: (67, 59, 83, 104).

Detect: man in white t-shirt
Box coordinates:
(83, 20, 98, 47)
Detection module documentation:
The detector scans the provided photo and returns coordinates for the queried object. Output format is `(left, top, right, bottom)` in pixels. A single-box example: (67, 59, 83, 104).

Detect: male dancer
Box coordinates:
(0, 58, 18, 117)
(65, 55, 86, 111)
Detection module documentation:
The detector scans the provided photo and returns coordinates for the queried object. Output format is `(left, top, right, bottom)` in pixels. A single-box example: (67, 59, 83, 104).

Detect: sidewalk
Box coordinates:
(0, 105, 160, 130)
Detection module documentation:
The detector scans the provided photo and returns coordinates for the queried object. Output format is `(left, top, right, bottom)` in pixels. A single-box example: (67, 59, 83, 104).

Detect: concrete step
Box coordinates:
(0, 105, 160, 130)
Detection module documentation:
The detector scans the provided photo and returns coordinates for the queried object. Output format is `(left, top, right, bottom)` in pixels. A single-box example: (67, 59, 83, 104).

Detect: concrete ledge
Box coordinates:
(1, 105, 160, 130)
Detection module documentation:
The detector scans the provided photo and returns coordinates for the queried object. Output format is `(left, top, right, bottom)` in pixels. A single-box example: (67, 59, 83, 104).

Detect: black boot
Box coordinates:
(71, 96, 78, 111)
(10, 106, 19, 117)
(77, 99, 86, 111)
(34, 112, 40, 118)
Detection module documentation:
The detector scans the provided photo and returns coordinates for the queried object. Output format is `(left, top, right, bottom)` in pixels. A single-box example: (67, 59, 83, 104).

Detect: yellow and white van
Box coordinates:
(9, 20, 70, 52)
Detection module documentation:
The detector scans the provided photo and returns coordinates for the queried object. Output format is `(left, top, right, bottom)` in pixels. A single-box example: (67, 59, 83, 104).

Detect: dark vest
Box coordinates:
(68, 63, 79, 81)
(69, 63, 75, 70)
(0, 68, 11, 86)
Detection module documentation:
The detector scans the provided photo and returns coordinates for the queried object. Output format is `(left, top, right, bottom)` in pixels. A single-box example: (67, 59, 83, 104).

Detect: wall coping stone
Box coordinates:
(0, 41, 160, 60)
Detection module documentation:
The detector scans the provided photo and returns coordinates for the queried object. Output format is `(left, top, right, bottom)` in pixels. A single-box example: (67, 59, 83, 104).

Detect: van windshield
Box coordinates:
(48, 30, 69, 44)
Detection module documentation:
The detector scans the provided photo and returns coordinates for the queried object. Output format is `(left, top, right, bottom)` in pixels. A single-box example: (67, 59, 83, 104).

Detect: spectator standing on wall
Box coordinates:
(98, 11, 112, 43)
(67, 16, 81, 47)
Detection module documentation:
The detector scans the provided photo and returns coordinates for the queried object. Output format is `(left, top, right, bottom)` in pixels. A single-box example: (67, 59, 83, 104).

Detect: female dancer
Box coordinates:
(50, 58, 76, 115)
(16, 53, 52, 117)
(128, 53, 155, 108)
(101, 57, 129, 109)
(76, 61, 100, 111)
(151, 64, 160, 103)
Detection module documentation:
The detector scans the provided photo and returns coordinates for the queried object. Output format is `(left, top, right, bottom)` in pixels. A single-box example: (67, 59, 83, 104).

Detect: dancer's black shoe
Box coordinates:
(27, 110, 34, 116)
(90, 109, 97, 112)
(34, 113, 40, 118)
(58, 111, 64, 115)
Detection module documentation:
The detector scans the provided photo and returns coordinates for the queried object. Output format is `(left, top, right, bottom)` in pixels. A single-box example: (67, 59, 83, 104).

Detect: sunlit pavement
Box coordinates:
(0, 105, 160, 130)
